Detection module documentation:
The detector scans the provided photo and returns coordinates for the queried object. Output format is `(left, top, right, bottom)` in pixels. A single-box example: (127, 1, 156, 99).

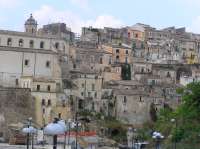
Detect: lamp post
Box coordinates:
(133, 129, 138, 149)
(64, 120, 67, 149)
(64, 119, 72, 149)
(171, 118, 177, 149)
(22, 117, 36, 149)
(75, 112, 78, 149)
(44, 118, 66, 149)
(152, 131, 164, 149)
(22, 117, 37, 149)
(67, 119, 71, 146)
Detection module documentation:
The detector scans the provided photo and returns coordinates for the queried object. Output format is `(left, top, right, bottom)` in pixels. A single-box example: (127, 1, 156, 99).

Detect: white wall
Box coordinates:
(180, 76, 194, 86)
(0, 32, 69, 55)
(0, 49, 60, 87)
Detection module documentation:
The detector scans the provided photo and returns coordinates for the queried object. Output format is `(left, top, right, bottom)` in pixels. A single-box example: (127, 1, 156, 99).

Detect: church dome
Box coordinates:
(25, 14, 37, 25)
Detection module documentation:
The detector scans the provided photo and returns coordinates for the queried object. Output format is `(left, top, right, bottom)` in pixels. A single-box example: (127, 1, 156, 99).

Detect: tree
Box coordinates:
(150, 103, 157, 122)
(155, 82, 200, 143)
(141, 42, 145, 49)
(132, 41, 136, 50)
(121, 64, 131, 80)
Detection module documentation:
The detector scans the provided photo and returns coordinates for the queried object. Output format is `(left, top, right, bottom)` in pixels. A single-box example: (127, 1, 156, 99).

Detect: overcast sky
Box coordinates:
(0, 0, 200, 33)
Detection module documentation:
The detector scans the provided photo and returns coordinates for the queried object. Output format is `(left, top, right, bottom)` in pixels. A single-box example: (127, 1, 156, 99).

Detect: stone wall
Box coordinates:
(0, 87, 35, 141)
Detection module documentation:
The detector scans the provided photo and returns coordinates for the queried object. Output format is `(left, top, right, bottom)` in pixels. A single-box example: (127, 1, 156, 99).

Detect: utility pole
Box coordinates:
(75, 112, 78, 149)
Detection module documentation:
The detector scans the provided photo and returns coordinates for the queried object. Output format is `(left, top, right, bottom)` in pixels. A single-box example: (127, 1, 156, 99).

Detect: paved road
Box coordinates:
(0, 144, 48, 149)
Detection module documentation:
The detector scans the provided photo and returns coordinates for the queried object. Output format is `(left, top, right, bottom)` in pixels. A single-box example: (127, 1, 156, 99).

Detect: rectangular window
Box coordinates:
(37, 85, 40, 91)
(99, 57, 103, 64)
(95, 92, 97, 98)
(126, 50, 129, 54)
(116, 49, 119, 53)
(47, 99, 51, 106)
(42, 99, 45, 106)
(73, 64, 76, 69)
(88, 92, 91, 97)
(92, 84, 95, 91)
(46, 61, 50, 68)
(47, 85, 51, 91)
(24, 59, 29, 66)
(123, 96, 127, 104)
(42, 108, 45, 114)
(58, 113, 61, 119)
(82, 83, 84, 88)
(109, 56, 112, 64)
(16, 79, 19, 86)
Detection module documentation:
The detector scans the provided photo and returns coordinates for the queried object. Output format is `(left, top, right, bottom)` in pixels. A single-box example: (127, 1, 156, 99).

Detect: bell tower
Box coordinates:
(24, 14, 37, 34)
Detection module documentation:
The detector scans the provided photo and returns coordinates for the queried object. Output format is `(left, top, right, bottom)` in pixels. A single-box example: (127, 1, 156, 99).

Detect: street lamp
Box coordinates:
(22, 117, 37, 149)
(171, 118, 177, 149)
(44, 118, 66, 149)
(133, 129, 138, 149)
(152, 131, 164, 149)
(67, 119, 72, 146)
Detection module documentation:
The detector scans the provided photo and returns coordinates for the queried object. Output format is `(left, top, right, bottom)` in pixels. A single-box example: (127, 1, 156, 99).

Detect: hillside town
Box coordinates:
(1, 14, 200, 149)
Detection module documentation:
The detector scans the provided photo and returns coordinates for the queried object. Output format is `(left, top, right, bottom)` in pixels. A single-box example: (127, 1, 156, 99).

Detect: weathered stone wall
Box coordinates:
(0, 87, 35, 141)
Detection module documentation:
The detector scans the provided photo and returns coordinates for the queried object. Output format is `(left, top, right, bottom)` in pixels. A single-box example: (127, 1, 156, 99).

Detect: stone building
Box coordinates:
(127, 23, 147, 42)
(113, 89, 151, 125)
(65, 71, 103, 112)
(19, 76, 69, 126)
(81, 26, 129, 45)
(0, 14, 70, 88)
(81, 27, 102, 44)
(0, 14, 72, 126)
(39, 23, 75, 42)
(74, 46, 112, 72)
(103, 44, 132, 64)
(103, 64, 122, 82)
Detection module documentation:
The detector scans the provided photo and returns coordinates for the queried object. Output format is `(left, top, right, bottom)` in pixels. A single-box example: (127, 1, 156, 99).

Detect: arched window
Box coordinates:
(29, 40, 34, 48)
(167, 72, 171, 78)
(19, 39, 23, 47)
(55, 42, 59, 49)
(7, 38, 12, 46)
(40, 41, 44, 49)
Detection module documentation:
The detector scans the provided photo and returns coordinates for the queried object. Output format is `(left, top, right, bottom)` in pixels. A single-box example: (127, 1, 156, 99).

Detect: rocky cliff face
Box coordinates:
(0, 87, 35, 141)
